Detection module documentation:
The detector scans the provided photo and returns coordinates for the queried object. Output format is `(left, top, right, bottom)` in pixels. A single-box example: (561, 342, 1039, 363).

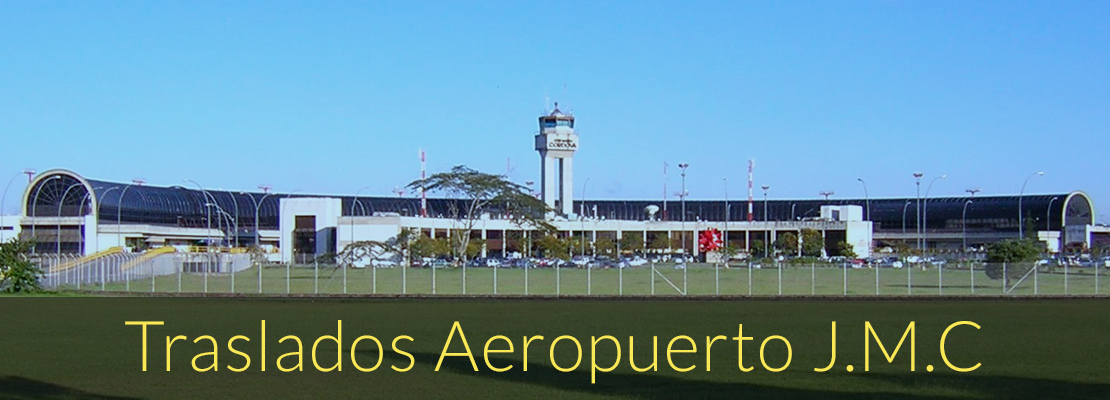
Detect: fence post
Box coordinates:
(524, 263, 528, 295)
(285, 262, 289, 294)
(619, 264, 623, 296)
(748, 262, 752, 296)
(938, 264, 943, 295)
(314, 260, 319, 294)
(907, 262, 912, 295)
(177, 256, 182, 293)
(343, 262, 348, 295)
(150, 260, 156, 293)
(493, 265, 498, 295)
(100, 257, 105, 291)
(1064, 262, 1069, 295)
(556, 262, 561, 297)
(372, 264, 377, 295)
(683, 262, 687, 296)
(432, 264, 437, 294)
(811, 262, 815, 295)
(463, 264, 467, 295)
(402, 264, 407, 295)
(715, 262, 719, 296)
(1034, 263, 1038, 295)
(875, 264, 879, 295)
(842, 262, 846, 296)
(1002, 262, 1007, 294)
(778, 261, 783, 296)
(588, 264, 592, 295)
(970, 262, 974, 295)
(651, 262, 655, 296)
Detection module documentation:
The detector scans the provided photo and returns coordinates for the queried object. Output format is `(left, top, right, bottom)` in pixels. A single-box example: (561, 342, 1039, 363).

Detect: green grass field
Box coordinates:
(62, 263, 1108, 297)
(1, 297, 1109, 399)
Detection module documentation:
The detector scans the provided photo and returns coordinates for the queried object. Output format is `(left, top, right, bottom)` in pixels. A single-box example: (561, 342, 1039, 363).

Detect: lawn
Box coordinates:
(0, 297, 1108, 399)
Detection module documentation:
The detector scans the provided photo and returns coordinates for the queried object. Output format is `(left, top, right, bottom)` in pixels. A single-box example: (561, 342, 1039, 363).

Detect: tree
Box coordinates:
(774, 232, 798, 255)
(836, 241, 858, 259)
(750, 240, 766, 258)
(800, 229, 825, 257)
(984, 239, 1043, 285)
(537, 233, 571, 260)
(619, 234, 644, 254)
(648, 234, 671, 252)
(986, 239, 1043, 263)
(595, 238, 617, 257)
(408, 166, 553, 265)
(0, 239, 41, 293)
(411, 235, 450, 261)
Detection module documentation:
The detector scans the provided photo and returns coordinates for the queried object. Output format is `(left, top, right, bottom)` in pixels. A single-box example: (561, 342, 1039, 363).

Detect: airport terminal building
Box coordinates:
(1, 109, 1104, 262)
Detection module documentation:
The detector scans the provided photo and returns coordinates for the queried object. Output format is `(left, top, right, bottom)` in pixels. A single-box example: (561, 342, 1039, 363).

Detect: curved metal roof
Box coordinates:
(23, 170, 1094, 235)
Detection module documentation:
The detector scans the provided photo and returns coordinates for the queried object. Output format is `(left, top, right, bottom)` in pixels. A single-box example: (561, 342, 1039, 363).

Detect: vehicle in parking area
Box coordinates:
(374, 258, 398, 268)
(429, 259, 451, 269)
(485, 258, 502, 268)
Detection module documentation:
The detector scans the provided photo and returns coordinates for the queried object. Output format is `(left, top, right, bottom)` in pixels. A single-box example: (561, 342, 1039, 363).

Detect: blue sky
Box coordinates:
(2, 1, 1108, 222)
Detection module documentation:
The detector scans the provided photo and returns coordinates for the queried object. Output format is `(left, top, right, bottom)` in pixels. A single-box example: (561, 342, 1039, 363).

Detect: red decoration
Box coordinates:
(698, 228, 723, 252)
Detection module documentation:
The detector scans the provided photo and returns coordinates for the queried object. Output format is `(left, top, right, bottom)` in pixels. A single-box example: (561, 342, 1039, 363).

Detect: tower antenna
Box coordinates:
(420, 148, 427, 217)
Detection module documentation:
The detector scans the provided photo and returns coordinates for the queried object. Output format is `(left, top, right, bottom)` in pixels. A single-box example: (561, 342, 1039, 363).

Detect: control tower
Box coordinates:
(535, 103, 578, 216)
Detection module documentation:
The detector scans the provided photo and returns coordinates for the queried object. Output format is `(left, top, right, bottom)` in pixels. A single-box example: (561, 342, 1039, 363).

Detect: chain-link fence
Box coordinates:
(34, 253, 1106, 296)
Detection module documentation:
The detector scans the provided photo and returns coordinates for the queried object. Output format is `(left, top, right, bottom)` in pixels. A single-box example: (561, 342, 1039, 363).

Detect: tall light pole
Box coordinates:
(723, 178, 729, 250)
(1018, 172, 1044, 239)
(913, 172, 924, 250)
(678, 163, 689, 256)
(762, 185, 770, 258)
(902, 200, 912, 247)
(857, 178, 870, 221)
(1046, 196, 1059, 253)
(244, 187, 276, 293)
(962, 200, 973, 252)
(118, 179, 145, 251)
(581, 178, 590, 256)
(922, 174, 946, 252)
(56, 183, 86, 254)
(30, 175, 62, 253)
(819, 190, 834, 201)
(0, 169, 32, 242)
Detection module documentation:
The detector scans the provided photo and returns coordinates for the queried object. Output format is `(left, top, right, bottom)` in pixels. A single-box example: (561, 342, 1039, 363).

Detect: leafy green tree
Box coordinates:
(774, 232, 798, 255)
(0, 239, 41, 293)
(984, 239, 1043, 285)
(594, 238, 617, 257)
(648, 234, 671, 252)
(619, 234, 644, 253)
(408, 165, 553, 265)
(338, 240, 387, 267)
(411, 235, 450, 260)
(537, 233, 571, 260)
(836, 241, 858, 259)
(986, 239, 1043, 263)
(800, 229, 824, 257)
(750, 240, 766, 258)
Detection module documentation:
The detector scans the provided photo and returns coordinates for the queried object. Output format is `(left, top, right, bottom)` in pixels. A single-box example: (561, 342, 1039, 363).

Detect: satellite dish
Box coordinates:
(644, 205, 660, 217)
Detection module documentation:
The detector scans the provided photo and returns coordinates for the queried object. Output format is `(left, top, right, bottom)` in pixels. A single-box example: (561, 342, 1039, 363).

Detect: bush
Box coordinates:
(0, 239, 41, 293)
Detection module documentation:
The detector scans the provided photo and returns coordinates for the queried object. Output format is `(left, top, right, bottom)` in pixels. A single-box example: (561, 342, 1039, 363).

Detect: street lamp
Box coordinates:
(962, 200, 973, 252)
(913, 172, 924, 250)
(56, 182, 86, 254)
(762, 185, 770, 258)
(723, 178, 729, 249)
(1046, 196, 1059, 253)
(857, 178, 870, 221)
(922, 174, 947, 252)
(30, 175, 62, 253)
(678, 163, 689, 257)
(819, 190, 834, 201)
(118, 179, 145, 252)
(581, 178, 590, 256)
(1018, 172, 1044, 239)
(0, 169, 32, 242)
(902, 200, 912, 247)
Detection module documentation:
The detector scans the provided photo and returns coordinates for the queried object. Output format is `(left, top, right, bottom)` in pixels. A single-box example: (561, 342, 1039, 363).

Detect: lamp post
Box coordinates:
(678, 163, 689, 257)
(243, 187, 276, 293)
(30, 175, 62, 253)
(819, 190, 834, 202)
(1, 170, 32, 242)
(56, 183, 86, 254)
(581, 178, 590, 256)
(118, 179, 145, 252)
(94, 187, 120, 254)
(1018, 172, 1044, 239)
(902, 200, 912, 247)
(762, 185, 770, 257)
(962, 200, 973, 252)
(922, 174, 947, 252)
(1046, 196, 1059, 254)
(723, 178, 729, 250)
(857, 178, 870, 221)
(913, 172, 923, 250)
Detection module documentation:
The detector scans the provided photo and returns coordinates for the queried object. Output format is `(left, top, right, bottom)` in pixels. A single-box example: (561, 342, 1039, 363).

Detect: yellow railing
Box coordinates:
(48, 247, 123, 273)
(120, 247, 177, 271)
